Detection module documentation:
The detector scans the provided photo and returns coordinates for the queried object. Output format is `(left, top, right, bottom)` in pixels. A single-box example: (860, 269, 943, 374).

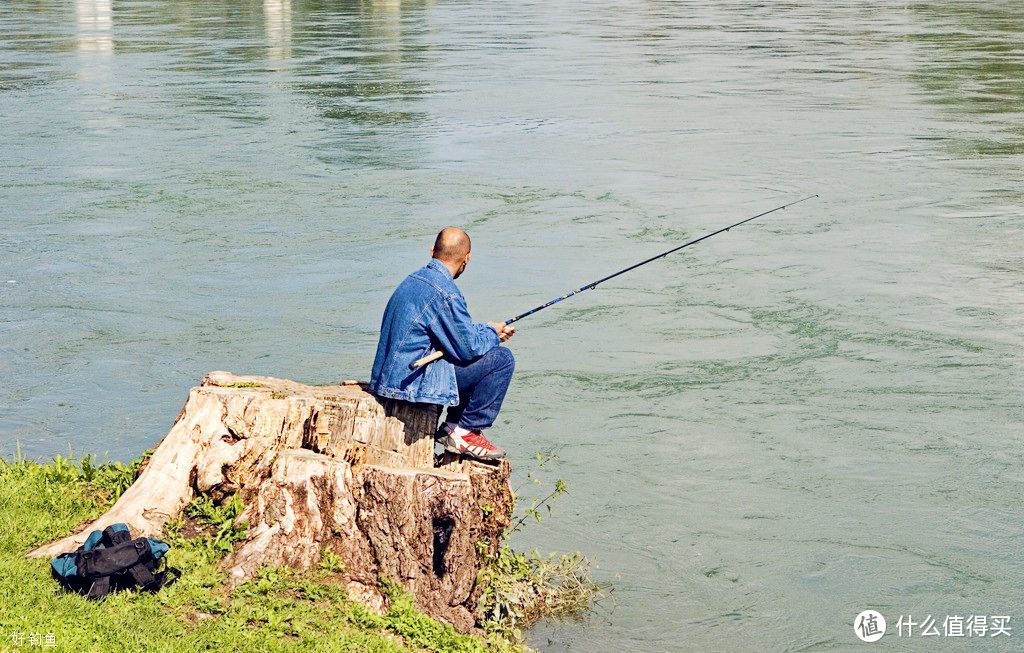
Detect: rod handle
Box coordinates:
(410, 350, 444, 370)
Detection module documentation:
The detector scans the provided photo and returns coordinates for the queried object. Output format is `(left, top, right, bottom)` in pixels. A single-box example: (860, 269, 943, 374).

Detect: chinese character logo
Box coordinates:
(855, 609, 887, 642)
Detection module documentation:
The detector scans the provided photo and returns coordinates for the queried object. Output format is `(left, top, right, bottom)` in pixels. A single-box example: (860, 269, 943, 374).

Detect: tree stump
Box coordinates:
(27, 371, 513, 632)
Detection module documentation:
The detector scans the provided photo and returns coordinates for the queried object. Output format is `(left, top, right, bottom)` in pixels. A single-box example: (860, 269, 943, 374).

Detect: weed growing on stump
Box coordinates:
(476, 452, 607, 641)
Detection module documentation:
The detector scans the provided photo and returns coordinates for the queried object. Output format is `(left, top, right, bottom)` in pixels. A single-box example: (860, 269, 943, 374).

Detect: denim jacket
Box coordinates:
(369, 259, 500, 406)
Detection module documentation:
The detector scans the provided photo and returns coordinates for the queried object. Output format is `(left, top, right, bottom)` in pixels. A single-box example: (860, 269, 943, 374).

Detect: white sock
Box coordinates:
(445, 422, 472, 437)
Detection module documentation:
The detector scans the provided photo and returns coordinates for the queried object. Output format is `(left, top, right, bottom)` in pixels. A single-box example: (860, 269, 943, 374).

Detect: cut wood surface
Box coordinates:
(28, 371, 513, 631)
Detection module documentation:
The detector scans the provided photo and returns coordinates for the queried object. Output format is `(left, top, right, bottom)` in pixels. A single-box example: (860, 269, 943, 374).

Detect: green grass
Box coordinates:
(0, 453, 523, 653)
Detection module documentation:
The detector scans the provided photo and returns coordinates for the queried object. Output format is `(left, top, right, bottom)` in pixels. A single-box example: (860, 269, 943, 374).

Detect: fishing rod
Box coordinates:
(410, 194, 818, 370)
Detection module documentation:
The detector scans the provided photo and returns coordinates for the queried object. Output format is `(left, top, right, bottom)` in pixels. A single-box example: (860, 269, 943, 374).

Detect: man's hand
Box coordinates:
(487, 322, 516, 343)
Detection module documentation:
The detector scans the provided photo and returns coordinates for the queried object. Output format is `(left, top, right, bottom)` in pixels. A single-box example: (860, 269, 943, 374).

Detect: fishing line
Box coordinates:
(411, 194, 818, 369)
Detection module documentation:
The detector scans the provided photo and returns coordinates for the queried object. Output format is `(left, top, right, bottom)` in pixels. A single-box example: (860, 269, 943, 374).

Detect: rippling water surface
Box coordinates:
(2, 1, 1022, 651)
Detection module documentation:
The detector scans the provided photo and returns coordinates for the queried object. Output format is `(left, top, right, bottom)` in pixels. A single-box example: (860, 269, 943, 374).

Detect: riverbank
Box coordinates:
(0, 452, 593, 652)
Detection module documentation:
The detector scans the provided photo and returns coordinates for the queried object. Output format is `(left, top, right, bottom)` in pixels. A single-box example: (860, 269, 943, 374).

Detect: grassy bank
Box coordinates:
(0, 452, 597, 652)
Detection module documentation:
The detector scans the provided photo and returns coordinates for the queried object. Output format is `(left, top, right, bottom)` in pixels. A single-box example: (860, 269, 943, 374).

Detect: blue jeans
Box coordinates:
(444, 346, 515, 431)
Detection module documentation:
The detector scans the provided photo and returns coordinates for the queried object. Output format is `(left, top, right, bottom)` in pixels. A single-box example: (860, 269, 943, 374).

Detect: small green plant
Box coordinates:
(85, 456, 142, 505)
(163, 514, 184, 539)
(475, 538, 490, 556)
(184, 493, 249, 553)
(509, 452, 568, 534)
(319, 547, 346, 574)
(225, 381, 263, 388)
(34, 450, 142, 507)
(191, 592, 226, 615)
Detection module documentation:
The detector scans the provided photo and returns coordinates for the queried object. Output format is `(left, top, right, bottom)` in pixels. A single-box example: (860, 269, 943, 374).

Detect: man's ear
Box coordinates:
(430, 247, 436, 258)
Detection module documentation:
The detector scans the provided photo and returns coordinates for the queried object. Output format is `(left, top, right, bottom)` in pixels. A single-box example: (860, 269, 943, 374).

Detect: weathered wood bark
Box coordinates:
(28, 371, 513, 632)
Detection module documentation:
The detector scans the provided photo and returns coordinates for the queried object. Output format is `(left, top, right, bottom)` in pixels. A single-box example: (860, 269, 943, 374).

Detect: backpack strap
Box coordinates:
(102, 524, 133, 547)
(157, 566, 182, 589)
(126, 540, 157, 588)
(127, 562, 157, 587)
(86, 576, 112, 600)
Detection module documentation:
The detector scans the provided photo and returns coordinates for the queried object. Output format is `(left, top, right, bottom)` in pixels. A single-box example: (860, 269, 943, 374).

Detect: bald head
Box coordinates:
(432, 227, 470, 262)
(431, 227, 472, 279)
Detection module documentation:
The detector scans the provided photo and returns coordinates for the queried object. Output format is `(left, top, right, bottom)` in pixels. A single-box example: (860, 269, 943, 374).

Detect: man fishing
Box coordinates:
(370, 227, 516, 462)
(370, 196, 817, 463)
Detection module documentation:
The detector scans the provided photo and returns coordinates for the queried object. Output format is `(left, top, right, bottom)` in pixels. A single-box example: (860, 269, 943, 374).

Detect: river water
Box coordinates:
(2, 1, 1022, 651)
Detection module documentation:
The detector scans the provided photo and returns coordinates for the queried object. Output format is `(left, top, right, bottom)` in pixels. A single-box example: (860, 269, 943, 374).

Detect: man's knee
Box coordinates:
(495, 346, 515, 371)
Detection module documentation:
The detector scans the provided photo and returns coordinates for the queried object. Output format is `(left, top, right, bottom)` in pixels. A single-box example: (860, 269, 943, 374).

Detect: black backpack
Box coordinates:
(50, 523, 178, 599)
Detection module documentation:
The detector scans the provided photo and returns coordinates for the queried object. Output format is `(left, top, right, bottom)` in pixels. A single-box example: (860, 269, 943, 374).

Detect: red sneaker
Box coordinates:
(436, 425, 506, 461)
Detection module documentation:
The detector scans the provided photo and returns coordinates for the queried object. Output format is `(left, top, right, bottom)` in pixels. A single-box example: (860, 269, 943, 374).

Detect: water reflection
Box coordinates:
(76, 0, 113, 54)
(149, 0, 433, 164)
(264, 0, 292, 61)
(290, 0, 435, 166)
(909, 2, 1024, 155)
